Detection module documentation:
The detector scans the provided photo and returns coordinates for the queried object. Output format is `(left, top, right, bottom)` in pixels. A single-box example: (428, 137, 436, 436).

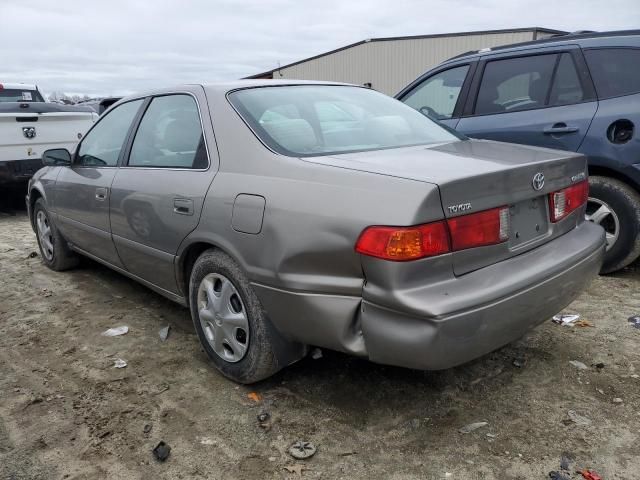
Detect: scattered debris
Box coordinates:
(512, 357, 526, 368)
(310, 348, 323, 360)
(579, 469, 602, 480)
(143, 424, 152, 434)
(593, 362, 605, 369)
(284, 464, 309, 475)
(152, 441, 171, 462)
(566, 410, 591, 426)
(627, 316, 640, 329)
(247, 392, 262, 403)
(574, 319, 594, 328)
(288, 441, 316, 460)
(153, 383, 170, 395)
(408, 418, 420, 429)
(552, 314, 581, 326)
(257, 412, 270, 423)
(486, 433, 497, 438)
(113, 358, 127, 369)
(459, 421, 488, 434)
(41, 288, 52, 297)
(200, 437, 216, 445)
(560, 452, 573, 471)
(612, 397, 623, 404)
(338, 450, 357, 456)
(569, 360, 588, 370)
(549, 471, 571, 480)
(27, 251, 38, 259)
(159, 325, 171, 342)
(102, 326, 129, 337)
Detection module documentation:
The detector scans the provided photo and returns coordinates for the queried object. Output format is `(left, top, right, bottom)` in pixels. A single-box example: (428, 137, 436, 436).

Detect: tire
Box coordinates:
(33, 198, 79, 271)
(189, 249, 286, 383)
(587, 176, 640, 273)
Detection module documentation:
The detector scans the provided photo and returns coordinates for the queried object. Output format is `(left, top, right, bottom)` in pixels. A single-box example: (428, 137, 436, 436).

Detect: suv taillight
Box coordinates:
(549, 180, 588, 222)
(355, 206, 510, 261)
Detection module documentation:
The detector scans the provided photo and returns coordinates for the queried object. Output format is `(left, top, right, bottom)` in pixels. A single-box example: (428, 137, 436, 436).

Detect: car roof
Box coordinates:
(440, 29, 640, 66)
(0, 82, 38, 90)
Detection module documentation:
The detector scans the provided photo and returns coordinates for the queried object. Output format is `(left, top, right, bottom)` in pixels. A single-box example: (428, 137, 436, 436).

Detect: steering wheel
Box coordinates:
(419, 106, 441, 120)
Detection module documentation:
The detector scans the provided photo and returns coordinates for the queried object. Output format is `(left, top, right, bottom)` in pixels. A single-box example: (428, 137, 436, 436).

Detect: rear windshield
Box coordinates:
(229, 85, 462, 157)
(0, 89, 45, 103)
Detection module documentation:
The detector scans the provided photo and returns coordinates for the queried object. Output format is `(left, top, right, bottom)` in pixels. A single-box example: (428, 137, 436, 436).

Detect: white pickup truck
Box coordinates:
(0, 83, 97, 187)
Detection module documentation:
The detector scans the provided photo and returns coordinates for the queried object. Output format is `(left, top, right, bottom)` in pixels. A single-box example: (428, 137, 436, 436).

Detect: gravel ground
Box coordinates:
(1, 205, 639, 480)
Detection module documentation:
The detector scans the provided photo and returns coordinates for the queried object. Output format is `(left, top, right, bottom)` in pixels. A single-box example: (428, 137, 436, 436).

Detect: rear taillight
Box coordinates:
(355, 222, 450, 261)
(355, 206, 510, 261)
(447, 206, 510, 251)
(549, 180, 588, 222)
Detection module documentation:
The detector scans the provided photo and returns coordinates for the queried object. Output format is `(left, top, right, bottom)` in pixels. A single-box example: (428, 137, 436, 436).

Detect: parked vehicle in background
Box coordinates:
(0, 83, 97, 187)
(77, 97, 122, 115)
(397, 30, 640, 273)
(27, 81, 605, 383)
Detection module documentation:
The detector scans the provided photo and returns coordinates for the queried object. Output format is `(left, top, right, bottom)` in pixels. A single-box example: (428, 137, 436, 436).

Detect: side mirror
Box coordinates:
(42, 148, 72, 166)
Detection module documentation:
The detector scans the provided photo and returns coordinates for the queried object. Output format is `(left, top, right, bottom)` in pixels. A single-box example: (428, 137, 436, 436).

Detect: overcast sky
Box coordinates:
(2, 0, 639, 97)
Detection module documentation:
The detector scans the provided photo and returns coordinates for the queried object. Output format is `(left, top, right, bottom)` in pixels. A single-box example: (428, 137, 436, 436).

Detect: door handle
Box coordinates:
(543, 123, 579, 134)
(173, 198, 194, 216)
(95, 187, 108, 201)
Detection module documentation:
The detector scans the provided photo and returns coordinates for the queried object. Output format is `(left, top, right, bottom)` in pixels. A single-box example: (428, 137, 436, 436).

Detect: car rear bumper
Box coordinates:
(361, 221, 605, 370)
(0, 158, 43, 185)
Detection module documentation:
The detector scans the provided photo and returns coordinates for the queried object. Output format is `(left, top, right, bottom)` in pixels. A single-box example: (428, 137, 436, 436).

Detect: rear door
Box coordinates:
(397, 62, 475, 129)
(456, 47, 598, 152)
(109, 88, 217, 294)
(54, 99, 144, 266)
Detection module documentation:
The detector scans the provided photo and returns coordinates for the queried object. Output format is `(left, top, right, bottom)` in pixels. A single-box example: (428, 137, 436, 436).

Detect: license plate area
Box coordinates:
(508, 197, 548, 248)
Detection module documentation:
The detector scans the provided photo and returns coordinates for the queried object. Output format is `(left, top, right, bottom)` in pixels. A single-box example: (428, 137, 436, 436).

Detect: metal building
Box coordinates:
(247, 27, 566, 96)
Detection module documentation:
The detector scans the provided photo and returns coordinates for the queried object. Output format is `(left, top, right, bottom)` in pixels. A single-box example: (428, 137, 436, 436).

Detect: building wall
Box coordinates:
(272, 31, 541, 95)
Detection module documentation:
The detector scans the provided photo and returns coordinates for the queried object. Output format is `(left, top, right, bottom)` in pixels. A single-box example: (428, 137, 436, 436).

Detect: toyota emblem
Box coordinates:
(532, 172, 545, 191)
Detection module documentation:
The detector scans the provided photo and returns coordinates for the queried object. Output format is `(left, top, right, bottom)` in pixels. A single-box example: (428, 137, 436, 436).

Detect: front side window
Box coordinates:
(584, 48, 640, 99)
(401, 65, 470, 120)
(76, 99, 143, 167)
(128, 94, 207, 169)
(229, 85, 462, 157)
(475, 54, 557, 115)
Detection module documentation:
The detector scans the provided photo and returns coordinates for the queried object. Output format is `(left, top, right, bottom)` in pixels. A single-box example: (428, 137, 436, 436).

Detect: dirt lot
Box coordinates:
(1, 203, 639, 480)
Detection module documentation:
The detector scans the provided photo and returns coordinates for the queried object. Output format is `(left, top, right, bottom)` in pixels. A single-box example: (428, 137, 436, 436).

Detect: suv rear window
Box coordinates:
(584, 48, 640, 99)
(0, 89, 45, 103)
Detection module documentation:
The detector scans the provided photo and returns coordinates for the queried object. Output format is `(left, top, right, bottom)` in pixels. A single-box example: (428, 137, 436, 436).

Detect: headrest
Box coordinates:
(261, 118, 317, 153)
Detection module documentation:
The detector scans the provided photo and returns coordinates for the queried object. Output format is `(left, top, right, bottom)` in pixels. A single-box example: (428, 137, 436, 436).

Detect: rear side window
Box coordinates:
(77, 99, 143, 167)
(128, 94, 208, 169)
(475, 54, 557, 115)
(584, 48, 640, 99)
(401, 65, 469, 120)
(549, 53, 584, 106)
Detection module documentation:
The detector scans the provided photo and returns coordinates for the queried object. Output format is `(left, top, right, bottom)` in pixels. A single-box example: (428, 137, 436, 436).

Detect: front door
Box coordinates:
(456, 50, 598, 152)
(54, 99, 144, 266)
(109, 90, 217, 294)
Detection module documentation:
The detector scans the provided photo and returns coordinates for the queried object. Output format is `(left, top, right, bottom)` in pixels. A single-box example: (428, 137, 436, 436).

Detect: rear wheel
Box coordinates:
(189, 249, 284, 383)
(587, 176, 640, 273)
(33, 198, 79, 271)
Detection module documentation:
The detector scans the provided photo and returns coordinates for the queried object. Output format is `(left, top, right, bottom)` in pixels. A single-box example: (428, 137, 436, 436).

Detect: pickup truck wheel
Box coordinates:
(189, 249, 283, 384)
(587, 176, 640, 273)
(33, 198, 79, 271)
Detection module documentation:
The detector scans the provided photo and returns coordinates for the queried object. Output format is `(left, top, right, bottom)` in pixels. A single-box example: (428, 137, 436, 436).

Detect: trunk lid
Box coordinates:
(307, 139, 588, 274)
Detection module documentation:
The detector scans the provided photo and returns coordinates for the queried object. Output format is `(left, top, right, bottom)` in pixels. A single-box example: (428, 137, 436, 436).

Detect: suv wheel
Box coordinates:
(587, 176, 640, 273)
(33, 198, 79, 271)
(189, 249, 286, 383)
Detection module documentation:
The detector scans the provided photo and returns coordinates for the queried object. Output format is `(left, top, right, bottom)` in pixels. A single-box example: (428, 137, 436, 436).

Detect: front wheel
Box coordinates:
(33, 198, 79, 271)
(586, 176, 640, 273)
(189, 249, 287, 383)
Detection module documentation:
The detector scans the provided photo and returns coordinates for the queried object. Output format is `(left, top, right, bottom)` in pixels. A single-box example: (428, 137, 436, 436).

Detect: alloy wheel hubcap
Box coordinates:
(197, 273, 249, 363)
(585, 197, 619, 251)
(36, 210, 54, 261)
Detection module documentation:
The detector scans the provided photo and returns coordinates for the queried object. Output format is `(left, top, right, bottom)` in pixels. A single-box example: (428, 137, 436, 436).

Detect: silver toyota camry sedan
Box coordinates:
(27, 80, 606, 383)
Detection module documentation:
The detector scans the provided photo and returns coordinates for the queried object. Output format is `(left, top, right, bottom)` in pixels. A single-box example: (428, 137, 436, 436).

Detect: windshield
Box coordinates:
(229, 85, 463, 157)
(0, 89, 45, 103)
